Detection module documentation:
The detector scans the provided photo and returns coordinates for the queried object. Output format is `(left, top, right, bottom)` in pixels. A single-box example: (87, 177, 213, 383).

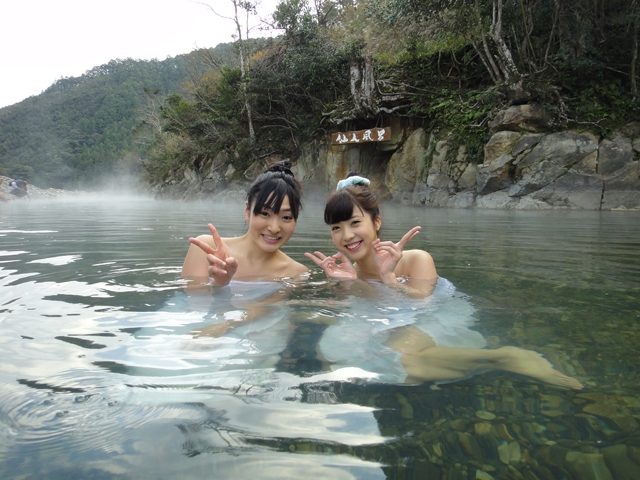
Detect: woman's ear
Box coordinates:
(374, 216, 382, 235)
(244, 202, 250, 222)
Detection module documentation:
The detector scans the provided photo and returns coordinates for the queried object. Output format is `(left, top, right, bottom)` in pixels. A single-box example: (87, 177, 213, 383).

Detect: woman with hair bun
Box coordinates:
(306, 173, 583, 389)
(176, 161, 308, 347)
(182, 161, 308, 283)
(109, 163, 306, 374)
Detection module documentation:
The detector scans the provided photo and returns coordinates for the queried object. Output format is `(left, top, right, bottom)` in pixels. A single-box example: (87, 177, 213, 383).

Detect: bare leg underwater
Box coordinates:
(385, 326, 584, 390)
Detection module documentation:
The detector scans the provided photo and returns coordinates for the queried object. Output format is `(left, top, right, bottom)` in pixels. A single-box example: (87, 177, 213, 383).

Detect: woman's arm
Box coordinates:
(193, 289, 287, 338)
(370, 226, 439, 296)
(181, 235, 213, 280)
(181, 224, 238, 285)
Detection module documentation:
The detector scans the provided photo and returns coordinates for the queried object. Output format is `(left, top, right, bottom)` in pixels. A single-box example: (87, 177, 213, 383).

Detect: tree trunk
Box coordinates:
(350, 56, 376, 113)
(475, 1, 504, 84)
(232, 0, 255, 139)
(632, 20, 638, 99)
(197, 1, 256, 138)
(489, 0, 520, 83)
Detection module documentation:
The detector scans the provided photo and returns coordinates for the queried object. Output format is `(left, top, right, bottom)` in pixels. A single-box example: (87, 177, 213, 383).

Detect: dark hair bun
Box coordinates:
(266, 161, 293, 176)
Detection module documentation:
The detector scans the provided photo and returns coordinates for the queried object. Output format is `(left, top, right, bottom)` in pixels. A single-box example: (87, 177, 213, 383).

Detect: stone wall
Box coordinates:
(387, 124, 639, 210)
(151, 113, 640, 210)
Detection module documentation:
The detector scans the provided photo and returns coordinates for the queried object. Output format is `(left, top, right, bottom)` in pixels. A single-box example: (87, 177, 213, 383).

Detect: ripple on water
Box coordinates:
(28, 255, 82, 266)
(1, 367, 387, 469)
(0, 374, 209, 460)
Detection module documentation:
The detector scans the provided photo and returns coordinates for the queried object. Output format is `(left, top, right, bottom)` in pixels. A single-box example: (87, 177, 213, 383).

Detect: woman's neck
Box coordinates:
(231, 234, 282, 266)
(353, 252, 379, 278)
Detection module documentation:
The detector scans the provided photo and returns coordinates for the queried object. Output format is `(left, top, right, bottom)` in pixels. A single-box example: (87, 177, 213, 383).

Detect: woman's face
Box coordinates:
(245, 194, 297, 252)
(330, 205, 381, 260)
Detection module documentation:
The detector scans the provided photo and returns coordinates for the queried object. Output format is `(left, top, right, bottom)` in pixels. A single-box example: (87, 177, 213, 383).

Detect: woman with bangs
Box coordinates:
(306, 173, 584, 390)
(182, 162, 308, 284)
(174, 161, 308, 356)
(307, 174, 437, 296)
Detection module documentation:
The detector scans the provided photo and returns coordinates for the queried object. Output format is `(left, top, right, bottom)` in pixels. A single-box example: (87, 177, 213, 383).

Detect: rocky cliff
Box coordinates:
(0, 176, 75, 201)
(151, 106, 640, 210)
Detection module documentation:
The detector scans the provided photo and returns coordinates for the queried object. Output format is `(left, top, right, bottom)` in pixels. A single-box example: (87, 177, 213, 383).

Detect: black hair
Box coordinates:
(246, 161, 303, 220)
(324, 172, 380, 225)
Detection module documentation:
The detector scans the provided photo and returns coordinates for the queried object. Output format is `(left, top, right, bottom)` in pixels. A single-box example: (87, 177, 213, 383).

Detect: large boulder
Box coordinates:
(602, 162, 640, 209)
(512, 134, 542, 156)
(428, 139, 449, 175)
(477, 154, 513, 194)
(509, 132, 598, 197)
(598, 134, 634, 176)
(200, 170, 225, 194)
(425, 139, 454, 194)
(418, 187, 451, 207)
(199, 151, 231, 195)
(457, 162, 478, 190)
(476, 191, 551, 209)
(296, 140, 326, 185)
(571, 151, 598, 175)
(446, 190, 476, 208)
(484, 131, 521, 164)
(510, 160, 571, 198)
(621, 121, 640, 138)
(210, 150, 232, 173)
(530, 171, 604, 209)
(426, 173, 453, 191)
(489, 104, 553, 132)
(476, 191, 519, 209)
(449, 145, 470, 184)
(386, 128, 429, 203)
(378, 117, 407, 152)
(412, 137, 478, 204)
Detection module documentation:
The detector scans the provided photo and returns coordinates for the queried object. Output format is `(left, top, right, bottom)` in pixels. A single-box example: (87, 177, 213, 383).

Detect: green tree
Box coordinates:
(9, 164, 35, 180)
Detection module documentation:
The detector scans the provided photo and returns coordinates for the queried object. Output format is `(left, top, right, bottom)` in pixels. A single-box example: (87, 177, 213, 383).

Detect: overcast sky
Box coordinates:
(0, 0, 281, 109)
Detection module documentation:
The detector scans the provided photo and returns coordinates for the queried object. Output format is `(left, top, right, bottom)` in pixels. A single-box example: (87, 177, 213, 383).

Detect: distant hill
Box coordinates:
(0, 42, 243, 188)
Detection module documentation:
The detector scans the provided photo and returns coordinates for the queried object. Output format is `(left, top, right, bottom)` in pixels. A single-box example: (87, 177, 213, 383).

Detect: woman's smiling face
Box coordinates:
(330, 205, 381, 260)
(245, 195, 297, 252)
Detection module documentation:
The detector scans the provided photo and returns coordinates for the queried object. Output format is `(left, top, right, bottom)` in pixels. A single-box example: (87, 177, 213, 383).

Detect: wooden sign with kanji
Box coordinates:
(331, 128, 391, 145)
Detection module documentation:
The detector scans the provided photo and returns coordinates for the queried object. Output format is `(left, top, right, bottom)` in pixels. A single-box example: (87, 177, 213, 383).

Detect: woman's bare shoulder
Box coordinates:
(290, 260, 310, 276)
(403, 249, 434, 260)
(398, 249, 437, 279)
(279, 255, 309, 277)
(197, 234, 230, 248)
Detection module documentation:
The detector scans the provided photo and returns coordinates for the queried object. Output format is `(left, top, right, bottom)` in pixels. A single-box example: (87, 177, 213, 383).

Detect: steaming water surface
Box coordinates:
(1, 197, 639, 479)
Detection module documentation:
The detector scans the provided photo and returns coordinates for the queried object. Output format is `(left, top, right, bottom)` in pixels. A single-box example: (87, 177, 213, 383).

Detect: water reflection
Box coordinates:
(0, 197, 639, 479)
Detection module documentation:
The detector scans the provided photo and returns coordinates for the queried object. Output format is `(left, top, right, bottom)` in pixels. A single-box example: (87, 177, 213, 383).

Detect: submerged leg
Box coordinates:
(385, 326, 583, 389)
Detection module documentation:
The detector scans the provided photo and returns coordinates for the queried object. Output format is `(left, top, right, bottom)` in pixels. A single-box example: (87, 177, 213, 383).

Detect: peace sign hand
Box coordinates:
(304, 251, 358, 280)
(372, 226, 421, 283)
(189, 224, 238, 286)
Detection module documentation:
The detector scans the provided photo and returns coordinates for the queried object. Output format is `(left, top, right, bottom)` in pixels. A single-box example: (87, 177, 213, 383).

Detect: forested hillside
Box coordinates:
(0, 42, 243, 188)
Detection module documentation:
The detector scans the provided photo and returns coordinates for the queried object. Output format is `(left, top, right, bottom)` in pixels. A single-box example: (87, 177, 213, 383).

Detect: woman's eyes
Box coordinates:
(351, 220, 360, 226)
(258, 210, 293, 221)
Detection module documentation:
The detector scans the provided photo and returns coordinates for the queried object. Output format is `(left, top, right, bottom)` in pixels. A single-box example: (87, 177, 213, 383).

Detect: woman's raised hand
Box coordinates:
(189, 224, 238, 286)
(304, 251, 358, 280)
(372, 226, 421, 283)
